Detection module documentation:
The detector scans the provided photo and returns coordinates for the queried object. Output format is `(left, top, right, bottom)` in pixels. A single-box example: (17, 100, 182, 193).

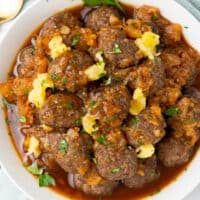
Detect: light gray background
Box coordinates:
(0, 0, 200, 199)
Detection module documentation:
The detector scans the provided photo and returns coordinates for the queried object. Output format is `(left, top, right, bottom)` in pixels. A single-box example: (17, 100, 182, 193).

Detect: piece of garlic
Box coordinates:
(82, 114, 98, 134)
(28, 73, 54, 108)
(129, 88, 146, 115)
(135, 31, 160, 60)
(27, 136, 41, 158)
(136, 144, 155, 159)
(48, 35, 71, 59)
(85, 61, 106, 81)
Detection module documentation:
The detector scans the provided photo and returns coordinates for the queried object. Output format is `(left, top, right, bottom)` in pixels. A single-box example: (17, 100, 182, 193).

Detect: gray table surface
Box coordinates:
(0, 0, 200, 199)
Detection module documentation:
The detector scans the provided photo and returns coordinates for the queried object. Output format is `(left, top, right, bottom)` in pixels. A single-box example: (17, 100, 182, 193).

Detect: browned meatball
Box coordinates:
(161, 44, 200, 87)
(16, 46, 48, 78)
(47, 128, 91, 175)
(85, 6, 122, 32)
(74, 165, 119, 196)
(167, 97, 200, 146)
(123, 155, 160, 188)
(39, 12, 81, 39)
(128, 58, 165, 95)
(157, 137, 193, 167)
(88, 84, 131, 128)
(39, 94, 84, 128)
(97, 27, 139, 69)
(48, 50, 93, 92)
(125, 105, 166, 148)
(94, 130, 137, 181)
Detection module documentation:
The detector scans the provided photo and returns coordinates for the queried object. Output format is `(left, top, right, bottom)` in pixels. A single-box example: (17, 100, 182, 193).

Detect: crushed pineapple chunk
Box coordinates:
(129, 88, 146, 115)
(48, 35, 71, 59)
(135, 31, 160, 60)
(27, 136, 41, 158)
(85, 61, 106, 81)
(28, 73, 54, 108)
(136, 144, 155, 159)
(82, 114, 98, 134)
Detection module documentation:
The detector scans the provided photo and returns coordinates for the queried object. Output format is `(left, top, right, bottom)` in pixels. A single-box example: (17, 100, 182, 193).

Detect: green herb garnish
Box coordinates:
(41, 80, 45, 87)
(75, 118, 82, 126)
(99, 72, 106, 78)
(89, 100, 96, 108)
(39, 173, 56, 187)
(96, 135, 107, 145)
(51, 74, 57, 81)
(72, 33, 80, 46)
(148, 172, 155, 179)
(5, 118, 11, 125)
(83, 0, 124, 12)
(112, 43, 122, 54)
(164, 107, 179, 117)
(105, 76, 112, 85)
(2, 97, 9, 108)
(64, 103, 74, 109)
(61, 77, 67, 84)
(92, 157, 98, 165)
(24, 89, 30, 95)
(27, 163, 43, 175)
(121, 124, 126, 131)
(152, 15, 159, 21)
(59, 139, 68, 156)
(111, 168, 120, 173)
(19, 116, 26, 123)
(9, 89, 14, 94)
(131, 117, 139, 127)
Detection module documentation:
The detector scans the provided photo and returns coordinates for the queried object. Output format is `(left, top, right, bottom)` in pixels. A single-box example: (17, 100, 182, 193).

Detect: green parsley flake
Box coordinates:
(105, 76, 112, 86)
(148, 172, 155, 179)
(24, 89, 30, 95)
(131, 117, 139, 127)
(152, 15, 159, 21)
(19, 116, 26, 123)
(2, 97, 9, 108)
(27, 163, 43, 175)
(96, 135, 107, 145)
(51, 74, 57, 81)
(112, 43, 122, 54)
(59, 139, 68, 155)
(111, 168, 120, 173)
(41, 80, 45, 87)
(64, 103, 74, 109)
(72, 33, 80, 46)
(75, 118, 82, 126)
(61, 77, 67, 84)
(89, 100, 96, 108)
(164, 107, 179, 117)
(9, 89, 14, 94)
(92, 157, 98, 165)
(99, 72, 106, 78)
(39, 173, 56, 187)
(121, 124, 126, 131)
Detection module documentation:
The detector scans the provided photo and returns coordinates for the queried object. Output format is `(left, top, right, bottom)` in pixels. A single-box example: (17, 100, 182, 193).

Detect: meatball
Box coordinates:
(88, 84, 131, 128)
(39, 12, 81, 39)
(161, 44, 200, 87)
(48, 50, 94, 92)
(85, 6, 122, 31)
(74, 165, 119, 196)
(123, 155, 160, 188)
(128, 58, 165, 95)
(48, 128, 91, 174)
(94, 130, 137, 181)
(157, 137, 193, 167)
(39, 93, 84, 128)
(16, 46, 48, 78)
(97, 27, 139, 69)
(125, 105, 166, 148)
(167, 97, 200, 146)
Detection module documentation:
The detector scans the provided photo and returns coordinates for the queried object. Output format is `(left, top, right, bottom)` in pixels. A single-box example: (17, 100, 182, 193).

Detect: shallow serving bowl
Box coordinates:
(0, 0, 200, 199)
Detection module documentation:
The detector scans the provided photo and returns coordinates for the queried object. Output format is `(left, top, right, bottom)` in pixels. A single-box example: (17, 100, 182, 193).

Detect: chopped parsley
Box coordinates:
(152, 15, 159, 21)
(64, 103, 74, 109)
(24, 89, 30, 95)
(112, 43, 122, 54)
(75, 118, 82, 126)
(148, 172, 156, 179)
(121, 124, 126, 131)
(5, 118, 11, 125)
(2, 97, 9, 108)
(104, 116, 117, 122)
(51, 74, 57, 81)
(39, 173, 56, 187)
(61, 77, 67, 84)
(183, 119, 195, 125)
(184, 26, 189, 29)
(19, 116, 26, 123)
(111, 168, 120, 173)
(59, 139, 68, 155)
(9, 89, 14, 94)
(72, 33, 80, 46)
(131, 117, 139, 127)
(89, 100, 96, 108)
(27, 163, 43, 175)
(99, 72, 106, 78)
(92, 157, 98, 165)
(96, 135, 107, 145)
(40, 80, 45, 87)
(164, 107, 179, 117)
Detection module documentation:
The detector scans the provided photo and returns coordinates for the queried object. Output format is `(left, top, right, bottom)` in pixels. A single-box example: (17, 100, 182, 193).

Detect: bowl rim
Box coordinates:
(0, 0, 200, 200)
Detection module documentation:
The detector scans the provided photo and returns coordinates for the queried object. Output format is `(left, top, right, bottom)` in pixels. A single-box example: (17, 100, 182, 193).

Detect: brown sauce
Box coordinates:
(4, 3, 200, 200)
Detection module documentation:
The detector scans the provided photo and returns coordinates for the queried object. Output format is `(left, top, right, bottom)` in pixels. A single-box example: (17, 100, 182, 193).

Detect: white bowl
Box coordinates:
(0, 0, 200, 199)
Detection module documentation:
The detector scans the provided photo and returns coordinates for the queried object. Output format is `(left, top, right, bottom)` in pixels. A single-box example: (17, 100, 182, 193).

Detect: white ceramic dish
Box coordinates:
(0, 0, 200, 199)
